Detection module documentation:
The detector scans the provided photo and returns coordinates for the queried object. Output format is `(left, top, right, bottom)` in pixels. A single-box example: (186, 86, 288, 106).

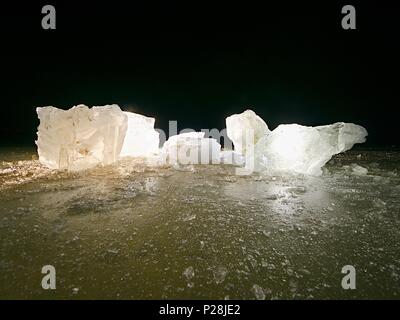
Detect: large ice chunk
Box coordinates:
(316, 122, 368, 154)
(161, 132, 221, 165)
(36, 104, 127, 171)
(120, 111, 160, 157)
(247, 122, 368, 176)
(226, 110, 270, 156)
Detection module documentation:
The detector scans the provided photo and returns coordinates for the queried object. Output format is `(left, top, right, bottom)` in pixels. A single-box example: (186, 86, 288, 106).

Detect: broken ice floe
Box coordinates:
(350, 163, 369, 175)
(36, 105, 367, 175)
(226, 109, 270, 156)
(246, 122, 368, 176)
(160, 132, 221, 165)
(119, 112, 160, 158)
(36, 104, 127, 171)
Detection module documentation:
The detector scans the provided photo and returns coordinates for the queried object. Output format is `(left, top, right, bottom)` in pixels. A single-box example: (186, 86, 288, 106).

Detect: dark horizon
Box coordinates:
(0, 1, 399, 147)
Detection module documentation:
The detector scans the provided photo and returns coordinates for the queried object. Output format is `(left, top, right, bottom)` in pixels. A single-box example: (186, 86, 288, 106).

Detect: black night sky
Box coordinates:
(0, 1, 398, 147)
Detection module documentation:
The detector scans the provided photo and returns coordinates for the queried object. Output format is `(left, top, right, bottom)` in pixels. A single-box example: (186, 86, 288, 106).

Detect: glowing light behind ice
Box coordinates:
(161, 132, 221, 165)
(1, 147, 398, 299)
(226, 109, 270, 156)
(120, 112, 160, 158)
(247, 123, 368, 176)
(36, 105, 368, 175)
(36, 104, 127, 171)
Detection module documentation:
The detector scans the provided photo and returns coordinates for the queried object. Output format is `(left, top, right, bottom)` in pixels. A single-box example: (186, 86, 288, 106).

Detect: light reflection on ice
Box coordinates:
(0, 148, 399, 299)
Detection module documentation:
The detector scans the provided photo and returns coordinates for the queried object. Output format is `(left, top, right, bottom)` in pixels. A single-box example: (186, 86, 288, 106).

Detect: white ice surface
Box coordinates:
(246, 122, 368, 176)
(226, 110, 270, 156)
(161, 132, 221, 165)
(120, 111, 160, 158)
(36, 104, 127, 171)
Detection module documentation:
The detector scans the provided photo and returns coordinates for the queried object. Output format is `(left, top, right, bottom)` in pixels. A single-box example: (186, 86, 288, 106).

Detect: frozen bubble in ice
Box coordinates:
(183, 266, 195, 280)
(182, 214, 196, 222)
(213, 266, 228, 284)
(252, 284, 266, 300)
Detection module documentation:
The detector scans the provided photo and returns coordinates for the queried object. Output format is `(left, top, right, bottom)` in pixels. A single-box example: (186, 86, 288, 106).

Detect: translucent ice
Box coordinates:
(161, 132, 221, 165)
(316, 122, 368, 154)
(36, 104, 127, 171)
(226, 110, 270, 156)
(120, 112, 160, 158)
(247, 122, 368, 176)
(36, 105, 368, 175)
(219, 150, 245, 166)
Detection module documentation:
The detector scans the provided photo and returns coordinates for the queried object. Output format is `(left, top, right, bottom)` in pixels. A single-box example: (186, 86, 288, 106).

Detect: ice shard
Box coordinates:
(161, 132, 221, 165)
(36, 105, 368, 175)
(120, 111, 160, 157)
(247, 122, 368, 176)
(36, 104, 127, 171)
(226, 109, 270, 156)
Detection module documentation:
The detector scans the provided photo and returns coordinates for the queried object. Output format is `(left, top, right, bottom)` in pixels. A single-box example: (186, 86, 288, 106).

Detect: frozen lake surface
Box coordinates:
(0, 147, 399, 299)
